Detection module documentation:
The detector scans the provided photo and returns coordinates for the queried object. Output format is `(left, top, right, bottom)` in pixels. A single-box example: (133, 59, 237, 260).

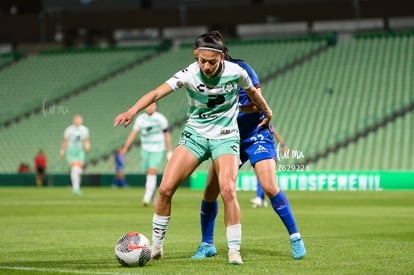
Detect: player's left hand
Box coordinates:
(114, 111, 134, 128)
(257, 111, 272, 131)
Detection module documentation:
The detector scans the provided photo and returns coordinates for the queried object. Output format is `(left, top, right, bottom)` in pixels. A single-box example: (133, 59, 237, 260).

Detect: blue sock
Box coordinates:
(120, 178, 127, 187)
(270, 191, 298, 235)
(256, 180, 265, 200)
(200, 200, 218, 245)
(113, 178, 119, 186)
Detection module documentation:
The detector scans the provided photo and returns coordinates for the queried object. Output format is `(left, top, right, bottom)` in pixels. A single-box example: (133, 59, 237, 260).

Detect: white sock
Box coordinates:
(226, 224, 242, 253)
(144, 174, 157, 202)
(152, 214, 170, 247)
(70, 166, 82, 191)
(290, 232, 301, 239)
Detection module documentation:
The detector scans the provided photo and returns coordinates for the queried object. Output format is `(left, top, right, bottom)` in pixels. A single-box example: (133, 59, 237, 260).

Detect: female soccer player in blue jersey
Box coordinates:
(114, 32, 273, 265)
(191, 31, 306, 260)
(112, 147, 128, 188)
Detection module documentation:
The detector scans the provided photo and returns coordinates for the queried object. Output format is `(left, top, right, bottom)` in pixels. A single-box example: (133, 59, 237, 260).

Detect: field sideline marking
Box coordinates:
(0, 266, 143, 275)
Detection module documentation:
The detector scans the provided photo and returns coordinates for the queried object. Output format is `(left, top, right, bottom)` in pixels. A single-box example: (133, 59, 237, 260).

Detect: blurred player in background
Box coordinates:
(60, 114, 90, 195)
(120, 103, 173, 206)
(34, 149, 47, 187)
(112, 147, 128, 188)
(191, 31, 306, 260)
(114, 32, 272, 265)
(251, 129, 289, 208)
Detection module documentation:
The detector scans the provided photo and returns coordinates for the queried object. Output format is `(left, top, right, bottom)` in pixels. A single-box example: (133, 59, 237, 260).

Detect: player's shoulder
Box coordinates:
(233, 60, 253, 71)
(79, 125, 89, 133)
(154, 111, 166, 118)
(223, 60, 247, 73)
(65, 124, 74, 132)
(182, 62, 199, 73)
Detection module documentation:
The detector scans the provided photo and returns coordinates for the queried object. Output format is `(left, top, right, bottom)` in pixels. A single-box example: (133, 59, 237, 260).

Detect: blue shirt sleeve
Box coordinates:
(234, 60, 260, 88)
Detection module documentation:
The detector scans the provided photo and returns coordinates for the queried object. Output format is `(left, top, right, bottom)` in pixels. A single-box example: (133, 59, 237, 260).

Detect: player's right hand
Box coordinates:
(257, 110, 272, 131)
(114, 111, 134, 128)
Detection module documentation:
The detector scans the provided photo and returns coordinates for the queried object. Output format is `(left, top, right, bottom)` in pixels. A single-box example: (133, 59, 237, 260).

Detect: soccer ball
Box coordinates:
(115, 232, 151, 267)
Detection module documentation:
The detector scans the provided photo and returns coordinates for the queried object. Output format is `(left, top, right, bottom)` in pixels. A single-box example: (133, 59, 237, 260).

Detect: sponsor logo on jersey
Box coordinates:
(254, 145, 268, 154)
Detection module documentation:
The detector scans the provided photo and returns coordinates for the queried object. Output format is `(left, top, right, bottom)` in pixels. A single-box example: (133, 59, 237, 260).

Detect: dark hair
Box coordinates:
(194, 31, 242, 62)
(193, 31, 224, 52)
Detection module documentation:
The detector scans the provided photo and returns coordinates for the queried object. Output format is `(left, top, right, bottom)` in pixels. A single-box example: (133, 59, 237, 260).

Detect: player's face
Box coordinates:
(145, 103, 157, 115)
(73, 115, 83, 127)
(198, 50, 223, 78)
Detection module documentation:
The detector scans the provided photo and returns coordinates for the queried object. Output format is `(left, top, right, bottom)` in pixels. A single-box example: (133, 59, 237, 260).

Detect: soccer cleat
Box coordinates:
(142, 199, 150, 207)
(290, 237, 306, 259)
(250, 197, 268, 208)
(72, 189, 82, 195)
(191, 243, 217, 259)
(150, 244, 163, 260)
(228, 251, 243, 265)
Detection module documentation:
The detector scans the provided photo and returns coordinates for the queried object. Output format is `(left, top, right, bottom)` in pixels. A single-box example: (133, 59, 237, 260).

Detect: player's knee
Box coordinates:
(220, 183, 237, 202)
(158, 184, 174, 199)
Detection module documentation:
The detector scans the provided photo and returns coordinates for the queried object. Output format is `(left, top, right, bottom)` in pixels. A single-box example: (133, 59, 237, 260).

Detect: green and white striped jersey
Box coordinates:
(63, 125, 89, 151)
(133, 112, 169, 152)
(166, 61, 252, 139)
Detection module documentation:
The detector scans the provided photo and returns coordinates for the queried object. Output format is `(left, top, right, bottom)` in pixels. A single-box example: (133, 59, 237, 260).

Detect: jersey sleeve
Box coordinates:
(159, 114, 169, 130)
(165, 66, 191, 91)
(132, 115, 142, 131)
(240, 62, 260, 88)
(238, 67, 253, 91)
(84, 127, 90, 139)
(63, 127, 70, 138)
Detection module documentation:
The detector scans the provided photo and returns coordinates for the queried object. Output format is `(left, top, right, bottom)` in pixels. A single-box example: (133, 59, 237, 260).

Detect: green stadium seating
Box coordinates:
(266, 32, 413, 170)
(0, 47, 157, 124)
(0, 33, 412, 175)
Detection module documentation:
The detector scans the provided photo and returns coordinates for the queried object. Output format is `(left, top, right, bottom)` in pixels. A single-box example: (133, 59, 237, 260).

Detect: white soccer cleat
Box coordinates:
(150, 244, 163, 260)
(228, 251, 243, 265)
(142, 199, 151, 207)
(250, 197, 268, 208)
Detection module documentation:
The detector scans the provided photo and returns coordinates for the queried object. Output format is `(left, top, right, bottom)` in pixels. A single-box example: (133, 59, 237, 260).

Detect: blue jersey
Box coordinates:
(232, 60, 268, 140)
(114, 152, 126, 171)
(231, 59, 276, 167)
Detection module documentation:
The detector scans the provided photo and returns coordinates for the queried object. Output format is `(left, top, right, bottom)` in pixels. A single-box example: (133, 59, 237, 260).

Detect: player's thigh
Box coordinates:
(204, 163, 221, 201)
(254, 159, 279, 196)
(159, 145, 199, 196)
(213, 154, 239, 198)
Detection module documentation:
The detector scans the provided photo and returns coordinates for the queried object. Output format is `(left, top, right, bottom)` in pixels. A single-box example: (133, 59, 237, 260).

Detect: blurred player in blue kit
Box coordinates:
(112, 148, 128, 188)
(114, 32, 273, 265)
(191, 31, 306, 260)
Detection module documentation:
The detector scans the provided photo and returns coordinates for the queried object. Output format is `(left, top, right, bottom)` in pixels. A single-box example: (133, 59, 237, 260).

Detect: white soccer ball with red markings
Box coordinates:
(115, 232, 151, 267)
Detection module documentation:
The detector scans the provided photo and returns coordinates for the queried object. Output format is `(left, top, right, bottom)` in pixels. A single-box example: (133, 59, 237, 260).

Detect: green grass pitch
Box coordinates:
(0, 187, 413, 274)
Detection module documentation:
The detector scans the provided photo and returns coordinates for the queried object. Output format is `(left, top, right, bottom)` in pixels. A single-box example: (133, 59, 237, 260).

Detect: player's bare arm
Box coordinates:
(114, 83, 173, 128)
(239, 87, 262, 113)
(60, 138, 68, 159)
(244, 86, 272, 129)
(120, 129, 138, 155)
(84, 138, 90, 153)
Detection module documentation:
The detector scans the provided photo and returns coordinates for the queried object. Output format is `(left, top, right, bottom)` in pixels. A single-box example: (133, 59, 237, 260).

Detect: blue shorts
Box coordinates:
(240, 127, 276, 168)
